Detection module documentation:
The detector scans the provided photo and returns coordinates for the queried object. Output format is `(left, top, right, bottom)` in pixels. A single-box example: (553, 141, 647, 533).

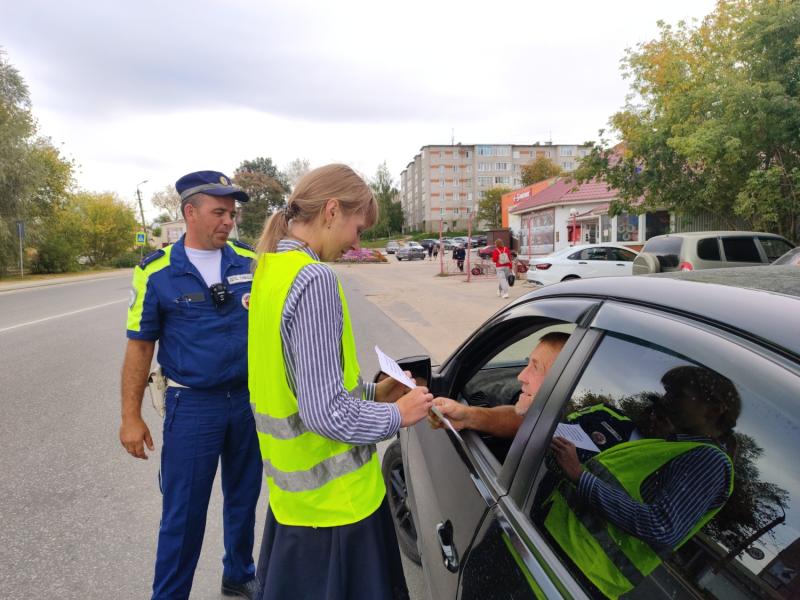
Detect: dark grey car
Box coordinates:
(397, 244, 426, 261)
(383, 266, 800, 600)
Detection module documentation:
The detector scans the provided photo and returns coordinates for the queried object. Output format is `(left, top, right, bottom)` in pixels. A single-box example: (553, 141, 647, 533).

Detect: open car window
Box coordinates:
(458, 322, 576, 464)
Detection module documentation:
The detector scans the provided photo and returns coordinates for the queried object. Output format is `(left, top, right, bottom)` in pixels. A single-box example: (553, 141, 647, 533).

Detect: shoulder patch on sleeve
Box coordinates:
(139, 248, 165, 269)
(230, 239, 255, 252)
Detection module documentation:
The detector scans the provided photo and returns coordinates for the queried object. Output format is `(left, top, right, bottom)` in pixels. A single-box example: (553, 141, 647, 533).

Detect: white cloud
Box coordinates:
(1, 0, 717, 218)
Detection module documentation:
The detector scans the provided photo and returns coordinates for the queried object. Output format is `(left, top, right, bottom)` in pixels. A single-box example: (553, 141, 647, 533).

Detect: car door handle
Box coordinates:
(436, 520, 459, 573)
(615, 263, 625, 266)
(578, 261, 588, 264)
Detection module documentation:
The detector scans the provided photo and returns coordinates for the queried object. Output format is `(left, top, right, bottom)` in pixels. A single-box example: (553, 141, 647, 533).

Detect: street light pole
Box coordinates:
(136, 180, 148, 258)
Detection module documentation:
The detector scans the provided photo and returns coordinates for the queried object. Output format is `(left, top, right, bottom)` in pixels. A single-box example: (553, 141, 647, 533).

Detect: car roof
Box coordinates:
(551, 243, 638, 254)
(646, 231, 790, 239)
(516, 265, 800, 357)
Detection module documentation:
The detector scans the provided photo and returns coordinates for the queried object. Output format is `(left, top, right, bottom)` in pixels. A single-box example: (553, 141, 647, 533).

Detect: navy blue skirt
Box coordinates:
(255, 497, 410, 600)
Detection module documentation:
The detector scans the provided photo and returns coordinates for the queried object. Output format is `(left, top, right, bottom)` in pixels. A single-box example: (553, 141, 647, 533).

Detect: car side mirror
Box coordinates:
(372, 355, 432, 388)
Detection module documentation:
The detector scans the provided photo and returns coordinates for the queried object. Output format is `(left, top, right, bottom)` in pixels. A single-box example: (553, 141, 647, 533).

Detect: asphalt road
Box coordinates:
(0, 271, 428, 599)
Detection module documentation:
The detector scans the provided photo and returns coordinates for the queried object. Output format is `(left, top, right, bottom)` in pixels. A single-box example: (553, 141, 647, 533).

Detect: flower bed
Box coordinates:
(337, 248, 387, 263)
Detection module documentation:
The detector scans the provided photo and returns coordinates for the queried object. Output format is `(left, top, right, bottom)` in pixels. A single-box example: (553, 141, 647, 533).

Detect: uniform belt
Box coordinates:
(166, 378, 189, 389)
(165, 379, 248, 394)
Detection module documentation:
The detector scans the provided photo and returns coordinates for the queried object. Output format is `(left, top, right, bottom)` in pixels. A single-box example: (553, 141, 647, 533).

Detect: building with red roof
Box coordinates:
(507, 177, 670, 256)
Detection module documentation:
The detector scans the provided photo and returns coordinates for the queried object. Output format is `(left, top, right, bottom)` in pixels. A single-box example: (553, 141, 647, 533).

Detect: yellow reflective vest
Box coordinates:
(248, 250, 385, 527)
(544, 438, 733, 599)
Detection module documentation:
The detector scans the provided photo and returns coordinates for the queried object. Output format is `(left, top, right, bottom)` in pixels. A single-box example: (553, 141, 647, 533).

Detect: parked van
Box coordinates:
(632, 231, 793, 274)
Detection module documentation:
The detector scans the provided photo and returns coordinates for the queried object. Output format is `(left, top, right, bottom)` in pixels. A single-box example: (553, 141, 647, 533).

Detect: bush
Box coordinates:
(33, 232, 81, 273)
(112, 251, 142, 268)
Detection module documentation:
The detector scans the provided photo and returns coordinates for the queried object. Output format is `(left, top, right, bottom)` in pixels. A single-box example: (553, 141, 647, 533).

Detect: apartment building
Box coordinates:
(399, 142, 590, 232)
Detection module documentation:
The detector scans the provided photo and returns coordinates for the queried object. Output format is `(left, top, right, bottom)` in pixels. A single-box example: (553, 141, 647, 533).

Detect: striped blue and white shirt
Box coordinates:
(276, 239, 401, 445)
(576, 434, 732, 548)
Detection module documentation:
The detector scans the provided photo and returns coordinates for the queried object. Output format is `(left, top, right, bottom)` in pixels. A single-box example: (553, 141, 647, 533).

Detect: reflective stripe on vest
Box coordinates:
(249, 381, 363, 440)
(262, 444, 375, 493)
(248, 250, 385, 527)
(566, 403, 631, 422)
(545, 438, 733, 599)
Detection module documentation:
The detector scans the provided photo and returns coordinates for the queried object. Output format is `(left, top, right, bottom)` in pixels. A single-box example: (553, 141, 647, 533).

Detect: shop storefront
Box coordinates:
(519, 209, 555, 255)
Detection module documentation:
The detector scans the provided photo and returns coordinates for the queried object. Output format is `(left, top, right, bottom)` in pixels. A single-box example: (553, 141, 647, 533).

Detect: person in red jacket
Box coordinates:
(491, 239, 512, 298)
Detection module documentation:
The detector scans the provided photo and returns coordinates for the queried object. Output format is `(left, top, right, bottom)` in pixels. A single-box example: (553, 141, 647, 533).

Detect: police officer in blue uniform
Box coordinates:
(119, 171, 262, 600)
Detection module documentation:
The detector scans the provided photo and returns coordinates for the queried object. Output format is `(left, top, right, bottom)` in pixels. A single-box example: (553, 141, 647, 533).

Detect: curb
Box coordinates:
(0, 270, 132, 293)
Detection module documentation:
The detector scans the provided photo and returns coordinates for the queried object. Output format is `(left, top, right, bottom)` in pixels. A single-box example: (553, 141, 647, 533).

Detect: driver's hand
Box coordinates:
(428, 397, 473, 431)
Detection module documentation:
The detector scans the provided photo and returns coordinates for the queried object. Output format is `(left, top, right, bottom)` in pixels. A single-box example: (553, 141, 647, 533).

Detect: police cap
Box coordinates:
(175, 170, 250, 207)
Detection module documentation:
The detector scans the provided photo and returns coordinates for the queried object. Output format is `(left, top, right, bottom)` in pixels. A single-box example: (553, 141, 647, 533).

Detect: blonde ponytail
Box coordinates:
(253, 164, 377, 259)
(256, 210, 290, 256)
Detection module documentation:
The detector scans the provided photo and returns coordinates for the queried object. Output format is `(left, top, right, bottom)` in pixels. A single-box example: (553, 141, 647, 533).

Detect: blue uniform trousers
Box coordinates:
(152, 386, 262, 600)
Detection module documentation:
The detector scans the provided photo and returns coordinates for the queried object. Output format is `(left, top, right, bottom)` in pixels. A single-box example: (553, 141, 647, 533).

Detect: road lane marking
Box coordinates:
(0, 272, 132, 295)
(0, 298, 128, 334)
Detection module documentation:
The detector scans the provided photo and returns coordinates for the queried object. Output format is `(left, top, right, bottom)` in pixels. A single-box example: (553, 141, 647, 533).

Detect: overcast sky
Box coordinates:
(2, 0, 716, 218)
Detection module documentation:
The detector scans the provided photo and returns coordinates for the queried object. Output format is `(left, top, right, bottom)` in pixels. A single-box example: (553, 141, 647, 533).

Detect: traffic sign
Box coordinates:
(135, 232, 146, 246)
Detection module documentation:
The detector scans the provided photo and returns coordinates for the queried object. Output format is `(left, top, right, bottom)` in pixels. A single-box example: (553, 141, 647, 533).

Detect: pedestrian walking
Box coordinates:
(248, 164, 434, 600)
(492, 239, 512, 298)
(427, 242, 433, 260)
(119, 171, 262, 600)
(454, 244, 466, 272)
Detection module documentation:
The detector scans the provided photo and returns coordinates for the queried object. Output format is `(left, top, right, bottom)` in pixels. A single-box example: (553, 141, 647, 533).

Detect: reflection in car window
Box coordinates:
(586, 248, 607, 260)
(528, 333, 799, 600)
(759, 237, 794, 262)
(609, 248, 636, 262)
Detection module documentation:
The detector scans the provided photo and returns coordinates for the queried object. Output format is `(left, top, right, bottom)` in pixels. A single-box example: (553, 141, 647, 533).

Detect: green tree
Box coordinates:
(150, 185, 181, 221)
(72, 191, 138, 265)
(366, 162, 403, 238)
(0, 49, 74, 275)
(153, 213, 173, 224)
(575, 0, 800, 241)
(34, 206, 84, 273)
(477, 187, 510, 228)
(233, 157, 290, 239)
(521, 156, 562, 186)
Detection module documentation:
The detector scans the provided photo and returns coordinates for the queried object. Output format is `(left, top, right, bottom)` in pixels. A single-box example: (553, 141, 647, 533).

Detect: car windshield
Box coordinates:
(773, 247, 800, 265)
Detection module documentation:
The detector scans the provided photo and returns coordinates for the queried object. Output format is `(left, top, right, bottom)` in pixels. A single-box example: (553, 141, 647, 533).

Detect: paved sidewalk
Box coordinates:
(332, 255, 537, 364)
(0, 269, 132, 292)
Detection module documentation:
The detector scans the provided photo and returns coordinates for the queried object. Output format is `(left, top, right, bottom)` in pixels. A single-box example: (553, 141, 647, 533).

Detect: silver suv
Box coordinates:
(633, 231, 794, 274)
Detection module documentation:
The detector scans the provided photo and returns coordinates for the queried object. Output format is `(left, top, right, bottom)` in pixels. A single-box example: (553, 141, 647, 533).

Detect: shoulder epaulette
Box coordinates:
(230, 239, 255, 252)
(139, 248, 166, 269)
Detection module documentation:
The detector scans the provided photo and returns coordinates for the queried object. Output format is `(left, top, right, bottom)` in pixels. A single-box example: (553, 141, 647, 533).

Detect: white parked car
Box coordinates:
(526, 243, 639, 286)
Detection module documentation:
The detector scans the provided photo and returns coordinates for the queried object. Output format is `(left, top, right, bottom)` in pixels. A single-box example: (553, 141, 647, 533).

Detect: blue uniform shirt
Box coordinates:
(126, 235, 255, 390)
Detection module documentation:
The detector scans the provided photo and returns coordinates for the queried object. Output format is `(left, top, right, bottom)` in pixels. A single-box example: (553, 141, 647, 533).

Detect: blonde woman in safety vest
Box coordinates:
(248, 164, 434, 600)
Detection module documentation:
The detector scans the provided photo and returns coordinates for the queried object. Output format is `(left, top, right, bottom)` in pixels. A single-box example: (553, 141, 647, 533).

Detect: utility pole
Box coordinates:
(136, 180, 148, 258)
(15, 220, 24, 278)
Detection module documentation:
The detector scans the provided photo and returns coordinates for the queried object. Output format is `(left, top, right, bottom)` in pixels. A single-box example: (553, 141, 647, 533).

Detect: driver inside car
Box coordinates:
(429, 331, 569, 437)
